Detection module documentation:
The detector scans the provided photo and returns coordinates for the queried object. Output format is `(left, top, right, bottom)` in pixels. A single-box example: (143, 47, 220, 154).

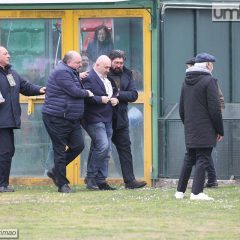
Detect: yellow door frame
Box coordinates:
(0, 10, 76, 185)
(0, 9, 152, 186)
(72, 9, 152, 185)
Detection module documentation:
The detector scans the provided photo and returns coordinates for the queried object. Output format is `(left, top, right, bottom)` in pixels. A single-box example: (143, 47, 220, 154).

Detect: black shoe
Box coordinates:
(205, 181, 218, 188)
(98, 182, 116, 190)
(85, 178, 99, 190)
(47, 169, 58, 186)
(58, 184, 74, 193)
(0, 186, 15, 193)
(125, 180, 147, 189)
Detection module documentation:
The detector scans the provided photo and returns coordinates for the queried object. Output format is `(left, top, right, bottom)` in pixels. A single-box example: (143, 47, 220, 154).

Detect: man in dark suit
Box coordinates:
(83, 55, 118, 190)
(108, 50, 147, 189)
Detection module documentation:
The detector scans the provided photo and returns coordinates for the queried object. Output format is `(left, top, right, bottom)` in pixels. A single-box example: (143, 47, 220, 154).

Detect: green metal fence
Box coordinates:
(158, 103, 240, 180)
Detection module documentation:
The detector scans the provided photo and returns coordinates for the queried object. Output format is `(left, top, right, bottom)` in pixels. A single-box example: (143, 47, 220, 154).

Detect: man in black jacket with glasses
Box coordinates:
(108, 50, 147, 189)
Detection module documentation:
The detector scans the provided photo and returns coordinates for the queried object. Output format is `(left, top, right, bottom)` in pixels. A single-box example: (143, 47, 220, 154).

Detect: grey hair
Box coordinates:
(63, 51, 79, 64)
(194, 62, 208, 68)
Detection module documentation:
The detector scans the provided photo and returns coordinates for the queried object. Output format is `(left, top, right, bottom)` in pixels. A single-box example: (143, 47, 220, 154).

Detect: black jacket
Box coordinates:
(179, 70, 224, 148)
(0, 65, 42, 129)
(108, 66, 138, 130)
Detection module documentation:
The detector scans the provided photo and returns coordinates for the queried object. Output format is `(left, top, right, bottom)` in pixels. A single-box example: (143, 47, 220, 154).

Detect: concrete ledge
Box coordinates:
(153, 178, 240, 188)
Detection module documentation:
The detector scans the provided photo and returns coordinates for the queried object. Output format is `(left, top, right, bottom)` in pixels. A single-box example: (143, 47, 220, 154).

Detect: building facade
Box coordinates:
(0, 0, 239, 185)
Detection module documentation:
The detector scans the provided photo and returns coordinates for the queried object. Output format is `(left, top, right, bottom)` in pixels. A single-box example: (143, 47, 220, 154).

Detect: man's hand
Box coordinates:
(110, 98, 119, 106)
(80, 71, 89, 79)
(86, 90, 94, 97)
(39, 87, 46, 94)
(101, 96, 110, 104)
(217, 134, 223, 142)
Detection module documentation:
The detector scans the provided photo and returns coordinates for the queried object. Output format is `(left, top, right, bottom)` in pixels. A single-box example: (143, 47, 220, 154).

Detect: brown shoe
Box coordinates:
(125, 180, 147, 189)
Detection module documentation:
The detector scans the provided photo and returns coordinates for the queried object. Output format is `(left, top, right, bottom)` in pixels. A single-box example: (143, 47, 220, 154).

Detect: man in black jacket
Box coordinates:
(175, 53, 224, 200)
(42, 51, 93, 193)
(108, 50, 146, 189)
(185, 57, 225, 188)
(0, 46, 45, 192)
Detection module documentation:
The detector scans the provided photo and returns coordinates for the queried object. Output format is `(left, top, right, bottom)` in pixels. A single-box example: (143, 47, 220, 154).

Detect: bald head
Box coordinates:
(94, 55, 111, 77)
(0, 46, 10, 68)
(0, 46, 5, 52)
(63, 50, 82, 70)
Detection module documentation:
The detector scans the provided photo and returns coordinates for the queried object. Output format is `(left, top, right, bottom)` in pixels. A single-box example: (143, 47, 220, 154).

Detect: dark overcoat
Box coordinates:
(179, 70, 224, 148)
(108, 66, 138, 130)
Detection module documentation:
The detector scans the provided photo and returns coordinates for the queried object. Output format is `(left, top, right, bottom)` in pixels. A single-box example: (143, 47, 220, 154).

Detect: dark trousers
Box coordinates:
(112, 126, 135, 183)
(0, 128, 15, 187)
(177, 147, 213, 195)
(42, 114, 84, 187)
(182, 152, 217, 184)
(207, 156, 217, 183)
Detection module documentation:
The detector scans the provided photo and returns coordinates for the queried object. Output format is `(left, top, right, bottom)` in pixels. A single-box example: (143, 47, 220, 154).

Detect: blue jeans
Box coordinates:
(84, 122, 113, 184)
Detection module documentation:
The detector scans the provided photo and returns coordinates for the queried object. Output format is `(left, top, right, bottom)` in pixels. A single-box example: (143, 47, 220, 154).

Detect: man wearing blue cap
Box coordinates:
(185, 56, 225, 188)
(185, 57, 196, 68)
(175, 53, 224, 200)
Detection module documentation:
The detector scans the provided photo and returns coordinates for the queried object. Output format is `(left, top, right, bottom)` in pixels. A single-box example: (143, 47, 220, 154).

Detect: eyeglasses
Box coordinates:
(112, 61, 124, 65)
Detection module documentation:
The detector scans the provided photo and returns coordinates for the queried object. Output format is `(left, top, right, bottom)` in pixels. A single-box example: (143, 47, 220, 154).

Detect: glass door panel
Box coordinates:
(79, 17, 143, 91)
(13, 104, 51, 176)
(0, 19, 62, 86)
(0, 18, 62, 177)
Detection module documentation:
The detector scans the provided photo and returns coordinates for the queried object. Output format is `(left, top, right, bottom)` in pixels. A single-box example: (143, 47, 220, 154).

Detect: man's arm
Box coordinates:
(19, 74, 43, 96)
(207, 79, 224, 136)
(217, 82, 225, 111)
(116, 73, 138, 103)
(83, 76, 106, 104)
(55, 70, 90, 98)
(179, 85, 185, 124)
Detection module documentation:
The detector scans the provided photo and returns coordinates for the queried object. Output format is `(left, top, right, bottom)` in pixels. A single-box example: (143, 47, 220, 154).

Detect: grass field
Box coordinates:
(0, 185, 239, 240)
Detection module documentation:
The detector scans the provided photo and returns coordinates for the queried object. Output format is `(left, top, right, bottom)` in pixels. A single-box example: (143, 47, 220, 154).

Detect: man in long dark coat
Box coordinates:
(175, 53, 224, 200)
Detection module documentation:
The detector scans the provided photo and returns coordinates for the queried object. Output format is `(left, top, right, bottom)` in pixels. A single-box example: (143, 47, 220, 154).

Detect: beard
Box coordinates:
(112, 67, 123, 74)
